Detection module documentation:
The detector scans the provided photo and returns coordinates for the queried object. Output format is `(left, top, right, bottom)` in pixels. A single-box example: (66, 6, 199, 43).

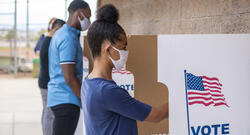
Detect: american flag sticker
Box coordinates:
(185, 71, 229, 107)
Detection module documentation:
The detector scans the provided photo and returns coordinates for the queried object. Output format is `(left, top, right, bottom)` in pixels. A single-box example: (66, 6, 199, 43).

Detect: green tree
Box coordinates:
(5, 30, 14, 57)
(5, 30, 14, 41)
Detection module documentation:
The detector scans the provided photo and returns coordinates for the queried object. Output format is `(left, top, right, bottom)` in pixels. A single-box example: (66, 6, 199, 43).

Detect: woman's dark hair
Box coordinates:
(68, 0, 89, 13)
(87, 4, 125, 58)
(52, 19, 65, 29)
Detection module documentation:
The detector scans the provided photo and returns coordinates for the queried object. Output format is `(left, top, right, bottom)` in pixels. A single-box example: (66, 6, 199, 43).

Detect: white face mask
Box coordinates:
(78, 13, 90, 31)
(109, 45, 129, 71)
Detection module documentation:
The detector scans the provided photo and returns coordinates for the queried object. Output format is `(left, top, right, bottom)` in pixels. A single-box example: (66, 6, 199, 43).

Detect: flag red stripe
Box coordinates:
(112, 72, 132, 75)
(112, 71, 131, 73)
(204, 89, 221, 93)
(189, 101, 229, 107)
(112, 70, 130, 72)
(202, 80, 222, 86)
(188, 92, 224, 97)
(112, 69, 127, 71)
(202, 76, 219, 82)
(188, 96, 225, 101)
(188, 101, 214, 106)
(112, 70, 127, 72)
(203, 85, 221, 90)
(214, 102, 230, 107)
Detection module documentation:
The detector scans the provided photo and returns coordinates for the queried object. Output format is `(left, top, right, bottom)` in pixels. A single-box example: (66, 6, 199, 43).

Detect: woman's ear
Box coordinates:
(101, 40, 111, 55)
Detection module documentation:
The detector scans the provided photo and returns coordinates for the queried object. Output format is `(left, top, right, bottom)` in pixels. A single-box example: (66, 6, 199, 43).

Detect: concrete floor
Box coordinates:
(0, 77, 43, 135)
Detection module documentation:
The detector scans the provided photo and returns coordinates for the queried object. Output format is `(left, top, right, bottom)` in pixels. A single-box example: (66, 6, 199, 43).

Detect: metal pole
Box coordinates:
(14, 0, 17, 77)
(184, 70, 191, 135)
(65, 0, 67, 20)
(26, 0, 29, 60)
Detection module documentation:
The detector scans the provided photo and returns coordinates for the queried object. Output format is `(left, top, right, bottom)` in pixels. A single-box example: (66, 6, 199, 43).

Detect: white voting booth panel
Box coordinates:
(112, 67, 134, 97)
(158, 35, 250, 135)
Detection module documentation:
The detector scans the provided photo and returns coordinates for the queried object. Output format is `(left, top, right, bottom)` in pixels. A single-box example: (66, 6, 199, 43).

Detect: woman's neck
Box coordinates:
(88, 58, 113, 80)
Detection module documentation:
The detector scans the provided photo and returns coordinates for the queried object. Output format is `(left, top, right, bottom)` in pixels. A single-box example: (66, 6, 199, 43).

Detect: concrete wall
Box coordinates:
(98, 0, 250, 34)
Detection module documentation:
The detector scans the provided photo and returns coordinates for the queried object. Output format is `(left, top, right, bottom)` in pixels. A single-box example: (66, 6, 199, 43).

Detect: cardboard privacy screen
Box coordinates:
(83, 35, 169, 135)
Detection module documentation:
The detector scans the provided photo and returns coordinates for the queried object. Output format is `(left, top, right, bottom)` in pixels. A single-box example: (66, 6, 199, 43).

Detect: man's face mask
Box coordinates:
(78, 12, 91, 31)
(109, 45, 129, 71)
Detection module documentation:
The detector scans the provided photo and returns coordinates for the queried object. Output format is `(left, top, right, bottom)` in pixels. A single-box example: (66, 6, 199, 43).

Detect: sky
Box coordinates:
(0, 0, 97, 31)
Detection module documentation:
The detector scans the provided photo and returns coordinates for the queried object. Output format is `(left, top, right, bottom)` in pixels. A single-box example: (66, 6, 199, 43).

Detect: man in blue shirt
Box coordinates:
(47, 0, 91, 135)
(82, 4, 168, 135)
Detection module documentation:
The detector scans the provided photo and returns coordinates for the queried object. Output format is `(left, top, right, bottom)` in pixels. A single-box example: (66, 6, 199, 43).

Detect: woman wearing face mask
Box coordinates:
(81, 4, 169, 135)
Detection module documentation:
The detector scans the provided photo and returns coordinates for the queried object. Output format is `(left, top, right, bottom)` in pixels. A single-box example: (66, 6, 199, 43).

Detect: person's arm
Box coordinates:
(61, 64, 81, 98)
(34, 34, 45, 53)
(58, 39, 81, 98)
(101, 86, 168, 122)
(145, 103, 168, 123)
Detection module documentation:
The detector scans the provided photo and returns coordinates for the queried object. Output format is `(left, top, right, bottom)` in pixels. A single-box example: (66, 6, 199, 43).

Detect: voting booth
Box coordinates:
(78, 35, 250, 135)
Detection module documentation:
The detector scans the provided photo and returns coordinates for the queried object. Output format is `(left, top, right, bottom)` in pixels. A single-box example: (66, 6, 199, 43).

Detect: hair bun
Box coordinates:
(97, 4, 119, 24)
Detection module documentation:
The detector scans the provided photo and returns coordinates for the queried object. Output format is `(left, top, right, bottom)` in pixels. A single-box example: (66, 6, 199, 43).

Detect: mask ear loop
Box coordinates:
(80, 12, 91, 24)
(107, 44, 116, 70)
(110, 45, 121, 53)
(108, 44, 119, 61)
(78, 11, 85, 21)
(81, 13, 86, 20)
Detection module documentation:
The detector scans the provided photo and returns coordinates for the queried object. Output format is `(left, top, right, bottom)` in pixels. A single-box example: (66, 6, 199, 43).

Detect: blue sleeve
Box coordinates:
(34, 34, 45, 52)
(58, 39, 76, 64)
(101, 85, 152, 121)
